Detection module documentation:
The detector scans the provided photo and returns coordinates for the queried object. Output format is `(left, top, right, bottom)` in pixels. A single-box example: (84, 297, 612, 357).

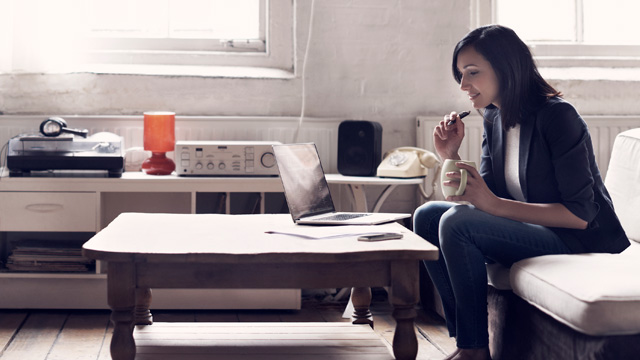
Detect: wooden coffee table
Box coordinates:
(82, 213, 438, 360)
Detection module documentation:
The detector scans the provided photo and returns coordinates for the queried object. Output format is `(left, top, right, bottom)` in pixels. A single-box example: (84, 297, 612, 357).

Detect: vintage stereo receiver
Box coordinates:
(176, 141, 281, 176)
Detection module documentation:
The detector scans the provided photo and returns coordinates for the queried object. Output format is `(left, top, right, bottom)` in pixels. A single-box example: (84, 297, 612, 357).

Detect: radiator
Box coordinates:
(0, 116, 341, 172)
(416, 115, 640, 200)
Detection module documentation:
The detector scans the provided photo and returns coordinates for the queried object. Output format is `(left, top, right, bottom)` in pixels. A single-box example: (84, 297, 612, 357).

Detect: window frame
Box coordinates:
(85, 0, 294, 73)
(473, 0, 640, 68)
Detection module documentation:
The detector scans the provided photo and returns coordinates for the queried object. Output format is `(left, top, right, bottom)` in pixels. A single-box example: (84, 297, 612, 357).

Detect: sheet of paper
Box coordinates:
(265, 225, 406, 240)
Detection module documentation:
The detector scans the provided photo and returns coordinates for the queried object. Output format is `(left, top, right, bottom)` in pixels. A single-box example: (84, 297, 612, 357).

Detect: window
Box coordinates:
(475, 0, 640, 67)
(2, 0, 293, 76)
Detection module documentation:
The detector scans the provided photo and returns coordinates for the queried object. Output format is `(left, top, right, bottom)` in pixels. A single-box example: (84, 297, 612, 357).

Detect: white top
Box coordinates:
(0, 169, 420, 192)
(504, 124, 526, 202)
(82, 213, 439, 263)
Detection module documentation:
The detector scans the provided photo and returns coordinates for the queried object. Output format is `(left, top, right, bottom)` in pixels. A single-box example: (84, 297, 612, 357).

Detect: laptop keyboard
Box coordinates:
(315, 213, 370, 221)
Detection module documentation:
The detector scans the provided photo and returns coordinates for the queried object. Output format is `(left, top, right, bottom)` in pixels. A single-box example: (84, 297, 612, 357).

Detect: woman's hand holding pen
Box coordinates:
(433, 111, 470, 160)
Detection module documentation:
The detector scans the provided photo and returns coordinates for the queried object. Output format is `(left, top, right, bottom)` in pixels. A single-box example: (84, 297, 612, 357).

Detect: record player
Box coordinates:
(7, 131, 125, 178)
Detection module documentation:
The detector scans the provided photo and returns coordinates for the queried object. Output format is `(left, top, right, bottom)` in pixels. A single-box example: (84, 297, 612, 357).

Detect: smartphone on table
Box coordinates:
(357, 232, 403, 242)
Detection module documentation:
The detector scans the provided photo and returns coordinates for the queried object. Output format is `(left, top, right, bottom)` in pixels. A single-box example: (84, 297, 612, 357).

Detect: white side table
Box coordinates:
(325, 174, 424, 213)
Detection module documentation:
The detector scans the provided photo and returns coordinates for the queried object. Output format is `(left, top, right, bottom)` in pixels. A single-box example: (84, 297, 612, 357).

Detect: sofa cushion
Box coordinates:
(604, 128, 640, 244)
(487, 262, 511, 290)
(486, 243, 640, 293)
(510, 251, 640, 336)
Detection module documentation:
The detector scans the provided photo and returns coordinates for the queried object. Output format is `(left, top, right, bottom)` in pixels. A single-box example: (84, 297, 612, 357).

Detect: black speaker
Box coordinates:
(338, 120, 382, 176)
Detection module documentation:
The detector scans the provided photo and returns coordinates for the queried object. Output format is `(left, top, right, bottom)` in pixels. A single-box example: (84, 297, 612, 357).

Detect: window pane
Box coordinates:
(496, 0, 575, 42)
(583, 0, 640, 45)
(88, 0, 259, 39)
(169, 0, 259, 39)
(88, 0, 169, 37)
(210, 0, 260, 39)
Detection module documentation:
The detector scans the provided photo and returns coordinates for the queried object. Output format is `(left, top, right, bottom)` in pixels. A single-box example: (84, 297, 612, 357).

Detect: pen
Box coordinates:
(446, 110, 471, 126)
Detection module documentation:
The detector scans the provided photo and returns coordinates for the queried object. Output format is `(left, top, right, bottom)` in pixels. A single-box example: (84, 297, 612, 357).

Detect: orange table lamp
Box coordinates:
(141, 111, 176, 175)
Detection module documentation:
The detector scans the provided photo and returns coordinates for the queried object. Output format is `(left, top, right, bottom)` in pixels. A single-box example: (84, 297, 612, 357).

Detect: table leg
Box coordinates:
(372, 185, 396, 213)
(348, 183, 401, 213)
(135, 288, 153, 325)
(108, 262, 136, 360)
(351, 287, 373, 327)
(347, 184, 369, 212)
(390, 260, 419, 360)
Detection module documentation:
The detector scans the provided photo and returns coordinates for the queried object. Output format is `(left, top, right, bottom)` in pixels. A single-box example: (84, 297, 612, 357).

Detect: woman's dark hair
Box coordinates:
(452, 25, 561, 130)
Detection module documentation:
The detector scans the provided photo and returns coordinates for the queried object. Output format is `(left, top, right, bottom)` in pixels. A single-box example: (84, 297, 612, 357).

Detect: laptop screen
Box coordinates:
(273, 143, 335, 220)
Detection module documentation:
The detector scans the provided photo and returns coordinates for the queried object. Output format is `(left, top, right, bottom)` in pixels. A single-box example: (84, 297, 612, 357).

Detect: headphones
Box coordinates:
(40, 117, 88, 138)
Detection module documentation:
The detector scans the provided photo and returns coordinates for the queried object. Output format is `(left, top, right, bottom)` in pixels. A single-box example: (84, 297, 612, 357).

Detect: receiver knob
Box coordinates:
(261, 152, 276, 168)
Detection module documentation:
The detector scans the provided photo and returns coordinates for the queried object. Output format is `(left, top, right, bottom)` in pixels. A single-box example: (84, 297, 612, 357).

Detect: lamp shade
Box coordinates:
(141, 111, 176, 175)
(143, 111, 175, 152)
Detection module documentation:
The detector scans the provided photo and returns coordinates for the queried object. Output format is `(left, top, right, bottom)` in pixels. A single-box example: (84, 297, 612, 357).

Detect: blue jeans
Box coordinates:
(413, 201, 571, 349)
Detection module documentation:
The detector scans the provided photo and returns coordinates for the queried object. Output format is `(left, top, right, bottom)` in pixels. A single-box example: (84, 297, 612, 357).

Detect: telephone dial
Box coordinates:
(377, 147, 441, 200)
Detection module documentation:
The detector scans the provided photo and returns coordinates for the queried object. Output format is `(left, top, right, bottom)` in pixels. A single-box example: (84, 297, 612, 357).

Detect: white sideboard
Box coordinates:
(0, 169, 421, 309)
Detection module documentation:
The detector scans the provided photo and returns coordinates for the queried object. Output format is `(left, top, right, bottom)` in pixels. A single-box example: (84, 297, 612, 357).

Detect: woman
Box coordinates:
(414, 25, 629, 360)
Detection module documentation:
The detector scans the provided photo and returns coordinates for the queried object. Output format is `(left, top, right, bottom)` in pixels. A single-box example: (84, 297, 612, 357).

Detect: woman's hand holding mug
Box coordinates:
(441, 159, 477, 198)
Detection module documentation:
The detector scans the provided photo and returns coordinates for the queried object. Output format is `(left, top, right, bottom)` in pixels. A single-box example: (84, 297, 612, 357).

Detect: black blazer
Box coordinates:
(481, 97, 629, 254)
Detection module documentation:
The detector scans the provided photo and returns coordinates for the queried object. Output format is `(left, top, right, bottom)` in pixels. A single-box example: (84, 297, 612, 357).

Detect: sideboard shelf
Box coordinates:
(0, 170, 296, 309)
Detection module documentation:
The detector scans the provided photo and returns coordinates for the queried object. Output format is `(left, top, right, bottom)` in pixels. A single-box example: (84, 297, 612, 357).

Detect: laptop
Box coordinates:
(272, 143, 411, 225)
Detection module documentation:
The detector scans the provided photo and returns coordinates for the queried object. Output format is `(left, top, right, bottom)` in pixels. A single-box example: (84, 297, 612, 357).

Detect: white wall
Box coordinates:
(3, 1, 637, 141)
(1, 0, 639, 213)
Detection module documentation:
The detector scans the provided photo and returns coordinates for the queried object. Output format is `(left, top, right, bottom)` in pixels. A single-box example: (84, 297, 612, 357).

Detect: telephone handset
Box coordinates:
(376, 147, 439, 178)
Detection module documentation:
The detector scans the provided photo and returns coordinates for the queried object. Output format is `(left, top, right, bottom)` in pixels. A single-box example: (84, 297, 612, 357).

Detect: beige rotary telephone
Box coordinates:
(377, 147, 441, 200)
(376, 147, 439, 178)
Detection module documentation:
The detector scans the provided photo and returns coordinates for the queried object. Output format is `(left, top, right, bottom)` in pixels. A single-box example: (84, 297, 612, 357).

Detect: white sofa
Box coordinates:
(486, 128, 640, 359)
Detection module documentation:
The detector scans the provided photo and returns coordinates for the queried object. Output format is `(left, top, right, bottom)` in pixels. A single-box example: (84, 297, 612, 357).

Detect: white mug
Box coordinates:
(441, 159, 477, 198)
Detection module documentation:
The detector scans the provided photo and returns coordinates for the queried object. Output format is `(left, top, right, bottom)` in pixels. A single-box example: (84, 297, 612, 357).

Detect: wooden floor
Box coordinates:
(0, 290, 456, 360)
